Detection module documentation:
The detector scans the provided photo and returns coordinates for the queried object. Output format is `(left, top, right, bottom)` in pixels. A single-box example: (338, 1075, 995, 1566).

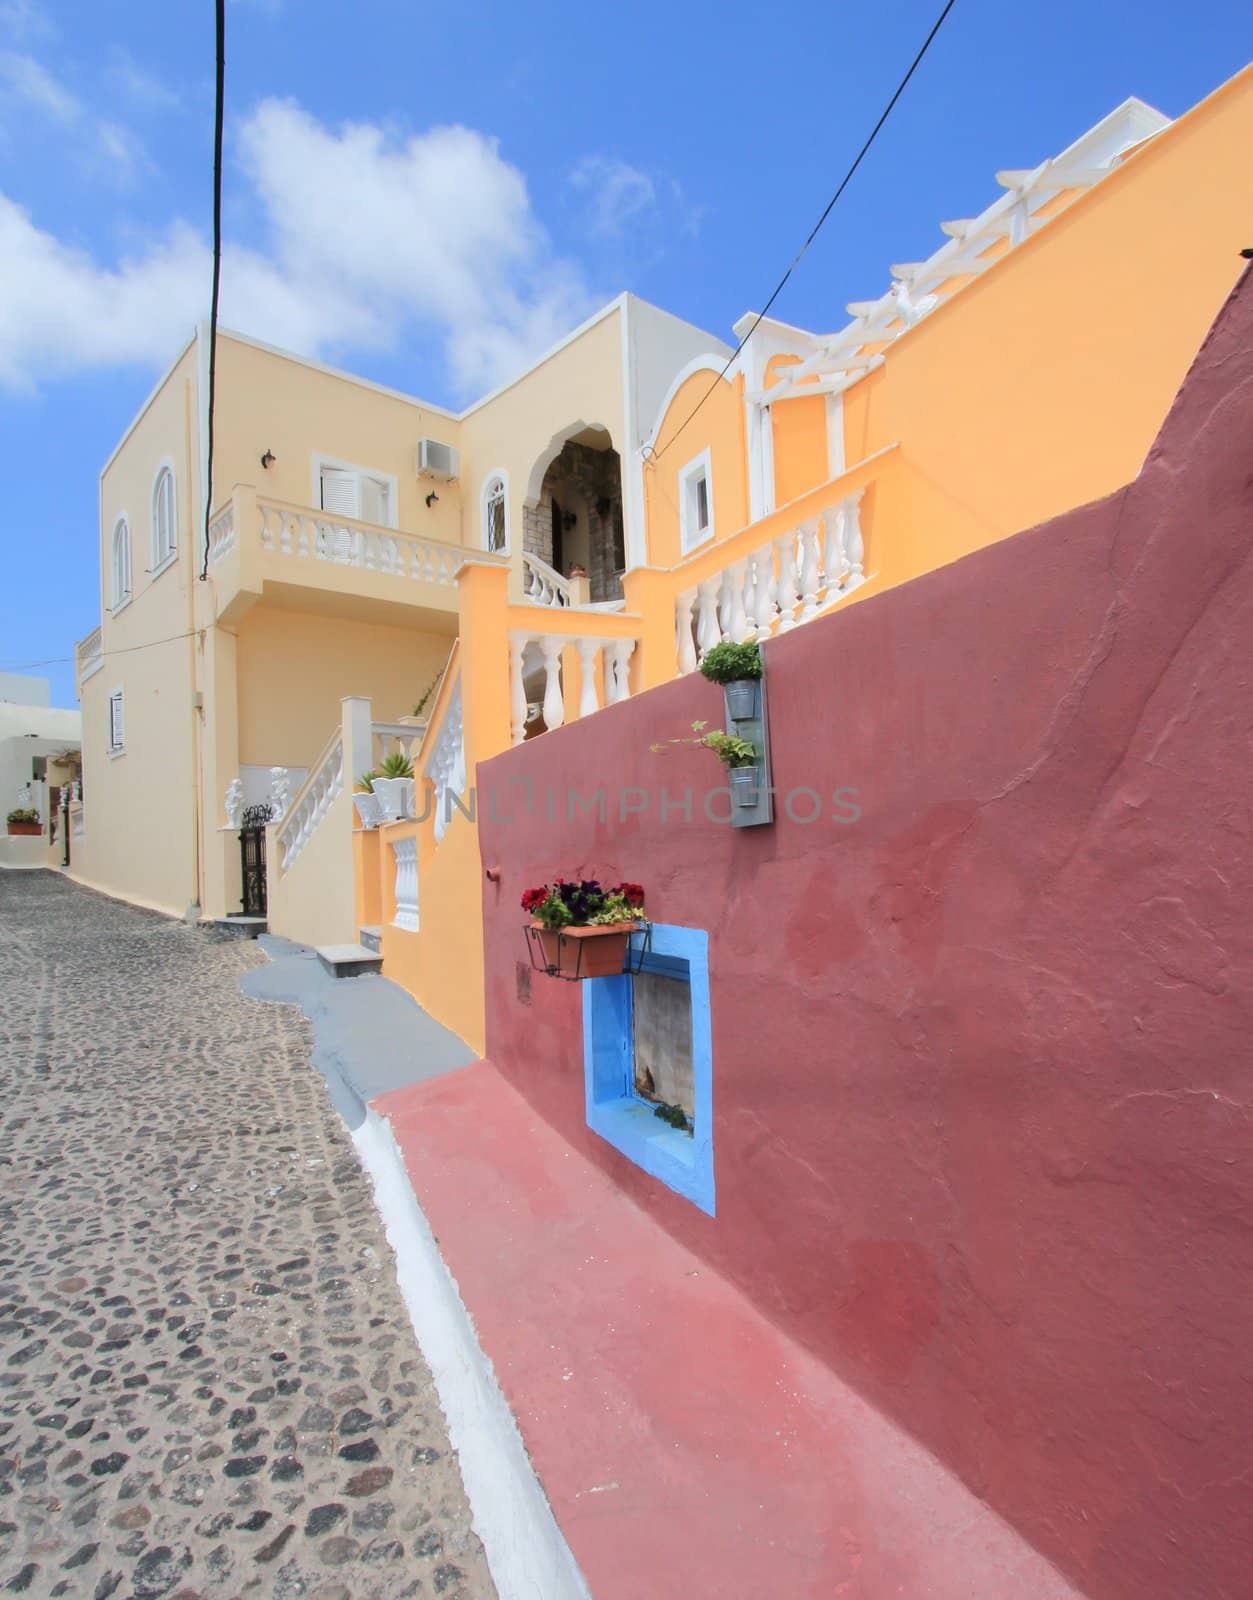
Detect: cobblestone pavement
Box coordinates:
(0, 872, 496, 1600)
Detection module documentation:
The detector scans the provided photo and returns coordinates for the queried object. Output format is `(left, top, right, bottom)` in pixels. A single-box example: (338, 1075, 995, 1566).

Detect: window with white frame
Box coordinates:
(483, 473, 507, 553)
(151, 465, 176, 571)
(678, 450, 714, 553)
(315, 457, 396, 527)
(111, 517, 132, 610)
(107, 689, 125, 755)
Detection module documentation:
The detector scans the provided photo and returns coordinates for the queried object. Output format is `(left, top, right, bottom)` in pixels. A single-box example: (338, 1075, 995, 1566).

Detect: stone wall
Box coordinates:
(523, 441, 624, 602)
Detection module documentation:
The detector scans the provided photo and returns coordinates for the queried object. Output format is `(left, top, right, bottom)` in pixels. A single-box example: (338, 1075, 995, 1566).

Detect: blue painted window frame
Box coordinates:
(582, 923, 714, 1216)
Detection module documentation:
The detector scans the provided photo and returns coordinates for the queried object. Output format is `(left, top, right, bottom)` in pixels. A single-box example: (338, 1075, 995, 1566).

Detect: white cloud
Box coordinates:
(569, 156, 657, 237)
(0, 99, 600, 398)
(106, 48, 181, 113)
(0, 52, 151, 185)
(0, 1, 53, 42)
(0, 50, 79, 122)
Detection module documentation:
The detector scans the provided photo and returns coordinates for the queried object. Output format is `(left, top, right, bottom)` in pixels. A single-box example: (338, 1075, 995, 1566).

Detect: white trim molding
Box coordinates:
(678, 448, 715, 555)
(481, 468, 509, 555)
(150, 457, 178, 578)
(642, 352, 736, 456)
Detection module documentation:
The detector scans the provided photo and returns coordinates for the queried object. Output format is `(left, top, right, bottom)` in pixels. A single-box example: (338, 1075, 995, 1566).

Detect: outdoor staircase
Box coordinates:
(316, 943, 383, 979)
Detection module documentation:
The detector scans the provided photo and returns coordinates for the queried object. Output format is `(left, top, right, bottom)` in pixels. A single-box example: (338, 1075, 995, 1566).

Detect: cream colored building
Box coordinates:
(0, 673, 82, 871)
(72, 295, 723, 929)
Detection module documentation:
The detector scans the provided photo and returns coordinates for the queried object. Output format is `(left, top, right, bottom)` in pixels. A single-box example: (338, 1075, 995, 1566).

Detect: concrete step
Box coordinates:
(317, 943, 383, 979)
(359, 924, 383, 955)
(206, 915, 267, 940)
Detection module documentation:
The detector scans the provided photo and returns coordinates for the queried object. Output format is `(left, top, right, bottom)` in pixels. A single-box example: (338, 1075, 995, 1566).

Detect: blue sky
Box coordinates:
(1, 0, 1249, 707)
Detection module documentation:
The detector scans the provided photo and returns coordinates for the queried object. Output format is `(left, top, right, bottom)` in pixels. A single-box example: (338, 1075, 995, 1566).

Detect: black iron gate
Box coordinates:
(239, 802, 274, 916)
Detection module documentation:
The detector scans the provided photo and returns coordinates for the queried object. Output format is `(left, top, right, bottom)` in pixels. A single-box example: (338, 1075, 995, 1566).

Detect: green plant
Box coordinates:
(6, 808, 39, 825)
(702, 731, 758, 770)
(412, 669, 443, 720)
(354, 771, 379, 793)
(652, 1101, 691, 1133)
(376, 752, 414, 780)
(698, 639, 762, 685)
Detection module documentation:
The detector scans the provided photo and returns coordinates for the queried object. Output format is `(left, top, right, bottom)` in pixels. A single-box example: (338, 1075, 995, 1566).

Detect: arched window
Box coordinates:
(482, 472, 508, 554)
(111, 517, 132, 611)
(151, 464, 176, 570)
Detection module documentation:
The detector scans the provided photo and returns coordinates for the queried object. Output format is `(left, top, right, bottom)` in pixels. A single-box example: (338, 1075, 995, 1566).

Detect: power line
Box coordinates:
(199, 0, 226, 582)
(649, 0, 958, 465)
(3, 628, 202, 675)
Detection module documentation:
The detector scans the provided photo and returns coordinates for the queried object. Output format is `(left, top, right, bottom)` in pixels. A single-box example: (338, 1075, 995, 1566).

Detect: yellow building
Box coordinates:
(75, 66, 1253, 1052)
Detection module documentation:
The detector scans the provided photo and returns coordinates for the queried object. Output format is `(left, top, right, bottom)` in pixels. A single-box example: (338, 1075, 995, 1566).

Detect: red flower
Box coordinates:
(520, 886, 549, 913)
(616, 882, 646, 907)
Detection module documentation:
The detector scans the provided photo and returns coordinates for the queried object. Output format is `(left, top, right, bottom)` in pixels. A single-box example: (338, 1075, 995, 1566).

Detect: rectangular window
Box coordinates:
(315, 458, 396, 527)
(679, 450, 714, 553)
(107, 689, 125, 755)
(583, 925, 713, 1214)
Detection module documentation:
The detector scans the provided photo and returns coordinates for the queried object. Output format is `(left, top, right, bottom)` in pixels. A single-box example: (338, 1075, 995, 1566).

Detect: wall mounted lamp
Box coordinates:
(261, 450, 276, 469)
(425, 491, 440, 507)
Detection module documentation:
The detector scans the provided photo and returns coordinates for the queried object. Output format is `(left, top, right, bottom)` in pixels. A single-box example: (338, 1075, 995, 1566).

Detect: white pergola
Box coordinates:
(743, 97, 1170, 409)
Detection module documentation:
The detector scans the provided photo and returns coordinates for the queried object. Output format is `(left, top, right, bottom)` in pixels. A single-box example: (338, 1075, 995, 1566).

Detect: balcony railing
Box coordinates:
(206, 487, 503, 617)
(76, 626, 103, 689)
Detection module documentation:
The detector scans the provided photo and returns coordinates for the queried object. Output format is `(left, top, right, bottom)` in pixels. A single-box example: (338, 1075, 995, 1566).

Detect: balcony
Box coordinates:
(76, 626, 103, 692)
(205, 485, 505, 630)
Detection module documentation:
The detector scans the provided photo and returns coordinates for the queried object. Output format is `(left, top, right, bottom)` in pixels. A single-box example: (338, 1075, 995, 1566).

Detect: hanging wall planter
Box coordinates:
(698, 639, 763, 723)
(521, 879, 651, 981)
(372, 752, 415, 821)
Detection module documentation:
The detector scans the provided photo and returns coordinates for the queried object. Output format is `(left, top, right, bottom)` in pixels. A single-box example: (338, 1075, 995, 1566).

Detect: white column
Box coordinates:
(822, 505, 846, 594)
(675, 589, 698, 677)
(576, 638, 602, 719)
(342, 696, 374, 791)
(726, 559, 751, 644)
(775, 530, 800, 632)
(798, 520, 822, 622)
(540, 636, 565, 730)
(750, 547, 776, 641)
(843, 490, 865, 582)
(695, 578, 721, 661)
(509, 635, 528, 746)
(607, 639, 635, 705)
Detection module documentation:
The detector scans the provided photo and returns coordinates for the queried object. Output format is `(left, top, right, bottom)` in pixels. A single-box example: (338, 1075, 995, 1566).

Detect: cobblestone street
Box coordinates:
(0, 872, 496, 1600)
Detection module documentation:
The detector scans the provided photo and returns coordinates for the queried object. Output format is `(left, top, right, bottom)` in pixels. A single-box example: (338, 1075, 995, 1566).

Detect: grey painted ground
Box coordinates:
(241, 939, 475, 1131)
(0, 872, 495, 1600)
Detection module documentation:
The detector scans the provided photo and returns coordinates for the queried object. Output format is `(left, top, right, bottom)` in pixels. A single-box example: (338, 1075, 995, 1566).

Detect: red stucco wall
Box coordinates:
(475, 273, 1253, 1600)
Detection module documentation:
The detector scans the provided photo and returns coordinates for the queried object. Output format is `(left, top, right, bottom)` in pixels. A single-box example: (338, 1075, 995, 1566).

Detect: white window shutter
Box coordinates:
(320, 466, 360, 519)
(359, 475, 388, 526)
(110, 692, 124, 750)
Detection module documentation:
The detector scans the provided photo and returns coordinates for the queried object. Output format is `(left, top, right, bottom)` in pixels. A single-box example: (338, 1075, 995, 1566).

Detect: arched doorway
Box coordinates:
(524, 425, 625, 602)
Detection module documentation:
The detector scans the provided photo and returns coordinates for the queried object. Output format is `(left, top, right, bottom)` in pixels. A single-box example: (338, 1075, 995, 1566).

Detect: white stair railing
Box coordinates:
(371, 720, 426, 771)
(207, 503, 235, 564)
(522, 551, 572, 607)
(507, 631, 637, 745)
(275, 732, 343, 873)
(423, 680, 465, 843)
(674, 489, 865, 673)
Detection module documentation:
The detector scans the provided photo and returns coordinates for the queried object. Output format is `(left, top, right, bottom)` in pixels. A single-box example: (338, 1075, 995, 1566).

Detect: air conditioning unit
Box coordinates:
(416, 438, 459, 481)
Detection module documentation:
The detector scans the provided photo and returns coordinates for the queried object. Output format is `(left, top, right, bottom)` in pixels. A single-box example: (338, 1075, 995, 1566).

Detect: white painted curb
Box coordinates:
(353, 1108, 592, 1600)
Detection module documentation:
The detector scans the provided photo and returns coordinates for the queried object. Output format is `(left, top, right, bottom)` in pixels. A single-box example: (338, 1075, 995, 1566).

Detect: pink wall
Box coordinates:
(476, 274, 1253, 1600)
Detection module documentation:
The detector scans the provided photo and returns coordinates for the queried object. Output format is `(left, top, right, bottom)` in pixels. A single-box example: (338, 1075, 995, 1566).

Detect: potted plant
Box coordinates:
(522, 879, 646, 979)
(6, 808, 41, 837)
(352, 772, 382, 828)
(698, 639, 763, 720)
(702, 730, 761, 806)
(372, 752, 415, 821)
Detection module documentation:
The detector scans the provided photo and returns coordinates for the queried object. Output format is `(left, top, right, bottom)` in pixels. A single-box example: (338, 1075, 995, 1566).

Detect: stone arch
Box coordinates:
(523, 421, 625, 603)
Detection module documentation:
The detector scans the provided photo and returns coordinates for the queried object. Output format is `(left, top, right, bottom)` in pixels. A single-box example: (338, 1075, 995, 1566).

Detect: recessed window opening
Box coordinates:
(631, 959, 694, 1131)
(679, 450, 714, 553)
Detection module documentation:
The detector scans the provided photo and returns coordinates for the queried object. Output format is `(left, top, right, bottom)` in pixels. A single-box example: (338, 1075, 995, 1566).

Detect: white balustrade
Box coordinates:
(423, 679, 465, 845)
(522, 551, 573, 607)
(257, 499, 463, 589)
(276, 736, 343, 873)
(76, 627, 104, 686)
(391, 836, 419, 931)
(207, 504, 235, 563)
(672, 489, 867, 672)
(508, 630, 639, 743)
(370, 721, 424, 772)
